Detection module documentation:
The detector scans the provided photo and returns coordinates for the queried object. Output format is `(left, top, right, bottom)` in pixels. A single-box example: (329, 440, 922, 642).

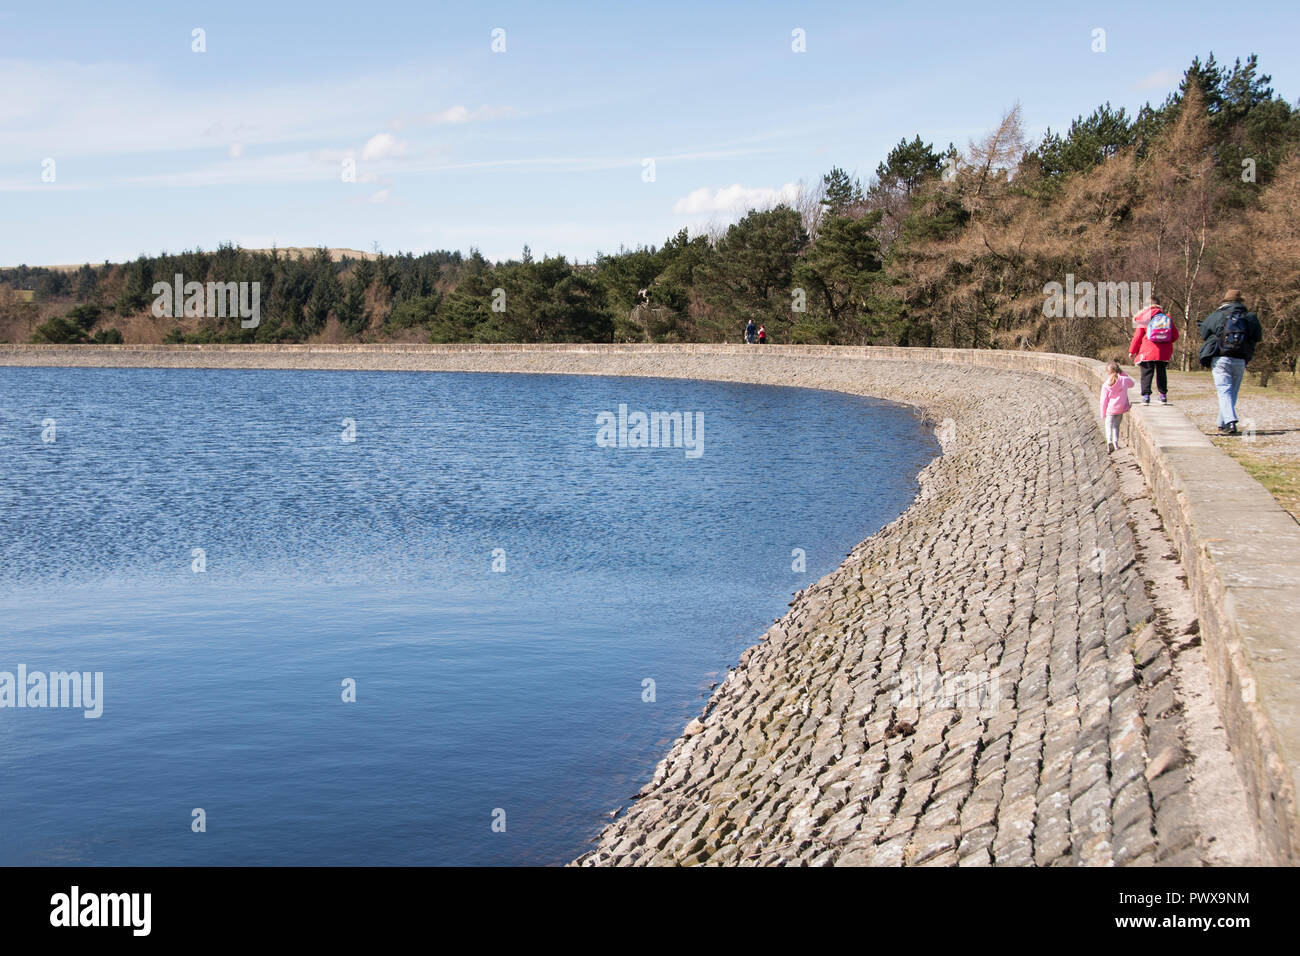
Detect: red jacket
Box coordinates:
(1129, 305, 1179, 363)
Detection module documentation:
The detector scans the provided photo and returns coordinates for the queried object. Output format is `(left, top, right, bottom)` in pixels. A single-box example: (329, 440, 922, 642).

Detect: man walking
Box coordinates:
(1199, 289, 1263, 435)
(1128, 294, 1178, 405)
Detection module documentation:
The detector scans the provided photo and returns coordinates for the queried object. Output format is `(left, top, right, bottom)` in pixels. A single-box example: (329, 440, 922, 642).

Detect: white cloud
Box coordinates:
(0, 179, 93, 193)
(672, 182, 800, 215)
(0, 57, 455, 160)
(442, 104, 512, 124)
(361, 133, 407, 161)
(428, 105, 472, 124)
(392, 104, 515, 129)
(229, 143, 244, 159)
(119, 148, 351, 188)
(1135, 68, 1180, 92)
(370, 189, 391, 204)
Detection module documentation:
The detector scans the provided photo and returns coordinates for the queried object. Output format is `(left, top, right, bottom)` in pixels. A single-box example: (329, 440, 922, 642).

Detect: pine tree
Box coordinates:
(820, 167, 864, 217)
(874, 136, 943, 194)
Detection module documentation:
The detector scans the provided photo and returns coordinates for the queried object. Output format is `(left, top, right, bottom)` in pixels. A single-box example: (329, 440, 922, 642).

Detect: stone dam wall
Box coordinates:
(3, 342, 1297, 864)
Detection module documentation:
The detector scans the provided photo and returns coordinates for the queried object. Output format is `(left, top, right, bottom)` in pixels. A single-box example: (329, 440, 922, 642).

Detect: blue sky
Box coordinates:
(3, 0, 1298, 266)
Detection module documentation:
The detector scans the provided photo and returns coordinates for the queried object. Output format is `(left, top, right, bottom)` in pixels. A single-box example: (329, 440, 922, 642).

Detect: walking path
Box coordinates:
(1166, 369, 1300, 522)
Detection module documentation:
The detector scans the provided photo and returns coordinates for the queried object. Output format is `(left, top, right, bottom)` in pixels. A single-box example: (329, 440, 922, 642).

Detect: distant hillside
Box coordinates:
(244, 247, 380, 263)
(22, 248, 379, 272)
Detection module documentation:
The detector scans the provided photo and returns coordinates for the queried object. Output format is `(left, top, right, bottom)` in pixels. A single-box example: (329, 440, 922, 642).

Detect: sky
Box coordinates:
(2, 0, 1299, 266)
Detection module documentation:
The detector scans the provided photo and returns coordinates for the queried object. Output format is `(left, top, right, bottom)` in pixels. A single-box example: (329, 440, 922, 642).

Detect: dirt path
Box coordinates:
(1164, 369, 1300, 522)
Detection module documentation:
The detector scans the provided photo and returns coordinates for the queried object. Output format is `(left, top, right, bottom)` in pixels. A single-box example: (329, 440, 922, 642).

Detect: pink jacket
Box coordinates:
(1100, 372, 1135, 417)
(1129, 305, 1179, 363)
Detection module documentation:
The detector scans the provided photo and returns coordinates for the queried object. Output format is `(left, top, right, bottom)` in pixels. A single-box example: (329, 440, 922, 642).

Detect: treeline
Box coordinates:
(4, 53, 1299, 374)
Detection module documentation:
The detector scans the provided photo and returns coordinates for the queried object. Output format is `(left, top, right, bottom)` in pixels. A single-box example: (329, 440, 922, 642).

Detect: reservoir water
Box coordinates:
(0, 367, 937, 865)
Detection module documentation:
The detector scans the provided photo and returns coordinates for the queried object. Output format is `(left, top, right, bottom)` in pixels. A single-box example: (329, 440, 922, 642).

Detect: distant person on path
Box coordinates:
(744, 319, 756, 344)
(1199, 289, 1263, 435)
(757, 325, 767, 344)
(1099, 360, 1135, 453)
(1128, 295, 1178, 405)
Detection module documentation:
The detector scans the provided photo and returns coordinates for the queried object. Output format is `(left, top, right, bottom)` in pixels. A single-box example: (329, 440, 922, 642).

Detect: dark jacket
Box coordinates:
(1199, 303, 1263, 367)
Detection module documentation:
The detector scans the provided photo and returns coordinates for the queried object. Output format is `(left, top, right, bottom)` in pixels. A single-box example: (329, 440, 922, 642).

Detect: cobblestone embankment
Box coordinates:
(0, 344, 1272, 864)
(565, 355, 1204, 866)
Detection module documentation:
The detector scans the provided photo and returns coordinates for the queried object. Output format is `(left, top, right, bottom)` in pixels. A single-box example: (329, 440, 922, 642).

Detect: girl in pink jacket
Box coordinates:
(1100, 360, 1135, 453)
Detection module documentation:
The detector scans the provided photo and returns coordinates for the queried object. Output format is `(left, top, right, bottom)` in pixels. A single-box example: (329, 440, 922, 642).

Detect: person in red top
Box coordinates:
(1128, 294, 1179, 405)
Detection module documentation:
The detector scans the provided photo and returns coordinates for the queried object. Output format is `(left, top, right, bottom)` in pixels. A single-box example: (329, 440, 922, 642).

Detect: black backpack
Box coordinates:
(1220, 308, 1249, 358)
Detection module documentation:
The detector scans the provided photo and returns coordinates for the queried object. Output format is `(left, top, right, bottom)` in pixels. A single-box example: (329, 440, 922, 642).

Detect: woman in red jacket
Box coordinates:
(1128, 295, 1179, 404)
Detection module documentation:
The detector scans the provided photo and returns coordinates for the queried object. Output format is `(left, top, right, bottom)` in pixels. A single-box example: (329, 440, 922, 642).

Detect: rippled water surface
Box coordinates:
(0, 367, 937, 865)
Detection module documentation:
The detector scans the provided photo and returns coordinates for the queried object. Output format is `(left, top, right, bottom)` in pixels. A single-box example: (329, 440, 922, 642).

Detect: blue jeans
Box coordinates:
(1212, 356, 1246, 427)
